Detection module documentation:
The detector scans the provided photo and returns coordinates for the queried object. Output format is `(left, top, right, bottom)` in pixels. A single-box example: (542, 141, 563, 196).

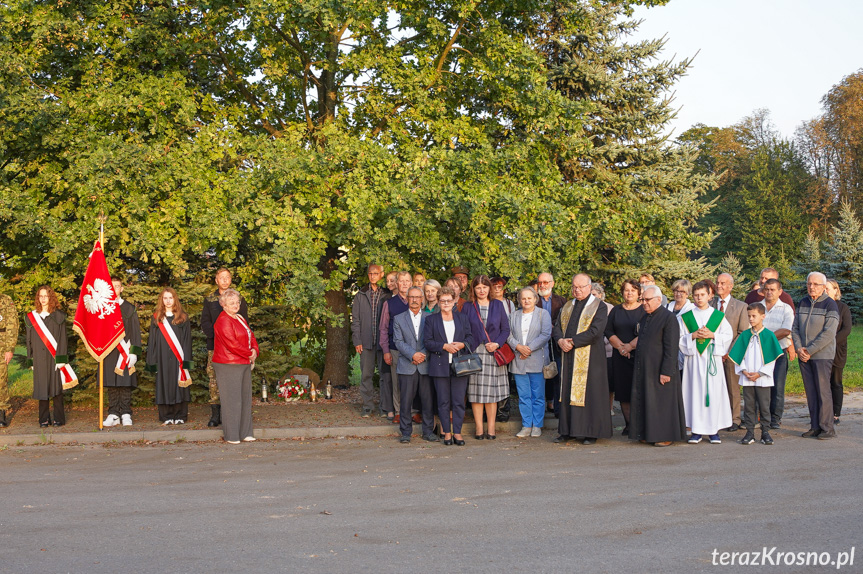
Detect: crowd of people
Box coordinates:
(351, 265, 849, 446)
(0, 265, 850, 448)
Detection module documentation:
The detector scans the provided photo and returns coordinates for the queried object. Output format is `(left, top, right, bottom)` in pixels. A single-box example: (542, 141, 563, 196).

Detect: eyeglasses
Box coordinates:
(407, 295, 423, 300)
(672, 289, 687, 294)
(639, 296, 659, 302)
(572, 284, 591, 290)
(439, 299, 454, 305)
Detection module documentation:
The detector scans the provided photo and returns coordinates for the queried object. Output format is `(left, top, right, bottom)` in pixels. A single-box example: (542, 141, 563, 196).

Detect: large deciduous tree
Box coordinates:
(1, 0, 712, 385)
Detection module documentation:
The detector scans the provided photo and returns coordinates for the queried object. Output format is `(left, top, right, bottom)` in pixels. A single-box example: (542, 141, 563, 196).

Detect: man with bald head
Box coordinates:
(713, 273, 750, 431)
(551, 273, 612, 444)
(792, 272, 840, 439)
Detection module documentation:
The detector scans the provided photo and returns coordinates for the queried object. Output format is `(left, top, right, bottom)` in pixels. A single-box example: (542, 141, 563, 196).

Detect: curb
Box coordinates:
(0, 417, 558, 446)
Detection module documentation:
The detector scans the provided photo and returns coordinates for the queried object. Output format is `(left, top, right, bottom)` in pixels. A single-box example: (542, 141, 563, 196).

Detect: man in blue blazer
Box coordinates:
(393, 287, 437, 442)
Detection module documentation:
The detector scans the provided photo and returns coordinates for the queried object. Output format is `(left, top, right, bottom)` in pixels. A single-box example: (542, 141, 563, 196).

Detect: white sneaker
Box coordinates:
(516, 427, 532, 438)
(531, 427, 542, 437)
(173, 419, 185, 425)
(162, 419, 174, 426)
(121, 414, 133, 426)
(242, 436, 257, 442)
(103, 414, 120, 427)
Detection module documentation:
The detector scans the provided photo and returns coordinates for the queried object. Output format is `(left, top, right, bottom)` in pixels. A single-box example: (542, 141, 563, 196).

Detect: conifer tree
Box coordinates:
(821, 202, 863, 319)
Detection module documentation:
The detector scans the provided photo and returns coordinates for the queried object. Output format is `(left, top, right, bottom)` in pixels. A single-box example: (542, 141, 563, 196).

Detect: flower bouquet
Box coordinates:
(277, 376, 307, 402)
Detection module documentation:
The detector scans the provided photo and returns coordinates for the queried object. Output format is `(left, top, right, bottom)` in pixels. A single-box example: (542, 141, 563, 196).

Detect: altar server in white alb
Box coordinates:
(146, 288, 192, 425)
(728, 304, 783, 446)
(25, 285, 78, 427)
(102, 276, 142, 427)
(679, 280, 733, 444)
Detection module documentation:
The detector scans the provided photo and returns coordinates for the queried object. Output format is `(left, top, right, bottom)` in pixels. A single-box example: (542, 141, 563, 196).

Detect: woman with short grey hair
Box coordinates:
(666, 279, 694, 317)
(212, 289, 259, 444)
(507, 287, 552, 437)
(423, 279, 442, 313)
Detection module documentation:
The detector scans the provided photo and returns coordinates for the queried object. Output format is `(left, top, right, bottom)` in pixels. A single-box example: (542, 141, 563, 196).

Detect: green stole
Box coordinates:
(728, 327, 783, 367)
(680, 308, 725, 407)
(558, 295, 601, 407)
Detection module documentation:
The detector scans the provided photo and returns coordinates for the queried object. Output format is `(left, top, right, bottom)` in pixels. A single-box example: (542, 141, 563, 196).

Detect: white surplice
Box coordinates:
(679, 307, 733, 435)
(735, 330, 776, 388)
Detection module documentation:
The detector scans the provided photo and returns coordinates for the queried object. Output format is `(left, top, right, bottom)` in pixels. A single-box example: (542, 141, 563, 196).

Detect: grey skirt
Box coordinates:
(468, 346, 509, 403)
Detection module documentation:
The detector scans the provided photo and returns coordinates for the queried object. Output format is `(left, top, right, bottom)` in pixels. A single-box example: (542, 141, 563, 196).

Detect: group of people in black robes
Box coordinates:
(18, 281, 192, 428)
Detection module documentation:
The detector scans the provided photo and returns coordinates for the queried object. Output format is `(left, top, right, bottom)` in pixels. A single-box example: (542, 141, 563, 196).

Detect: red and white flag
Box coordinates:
(73, 240, 125, 361)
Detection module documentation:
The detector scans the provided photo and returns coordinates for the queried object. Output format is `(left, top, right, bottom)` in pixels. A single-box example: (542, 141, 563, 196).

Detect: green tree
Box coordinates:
(1, 0, 714, 390)
(821, 202, 863, 319)
(680, 111, 816, 273)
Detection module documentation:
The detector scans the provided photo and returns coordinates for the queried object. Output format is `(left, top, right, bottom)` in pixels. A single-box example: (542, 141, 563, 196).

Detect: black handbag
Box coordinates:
(451, 348, 482, 377)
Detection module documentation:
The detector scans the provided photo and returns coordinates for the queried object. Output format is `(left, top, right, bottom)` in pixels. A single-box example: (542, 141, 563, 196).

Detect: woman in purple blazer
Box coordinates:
(423, 286, 474, 445)
(465, 275, 511, 440)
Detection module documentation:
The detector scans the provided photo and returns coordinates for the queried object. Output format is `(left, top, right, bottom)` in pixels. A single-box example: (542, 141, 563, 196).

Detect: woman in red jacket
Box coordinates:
(212, 289, 259, 444)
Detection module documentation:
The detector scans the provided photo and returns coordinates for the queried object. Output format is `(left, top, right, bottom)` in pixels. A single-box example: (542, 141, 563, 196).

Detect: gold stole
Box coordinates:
(558, 296, 600, 406)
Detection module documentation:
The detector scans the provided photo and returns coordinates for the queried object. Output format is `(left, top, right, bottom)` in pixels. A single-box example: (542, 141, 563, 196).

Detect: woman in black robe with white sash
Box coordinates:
(25, 285, 76, 427)
(146, 288, 192, 425)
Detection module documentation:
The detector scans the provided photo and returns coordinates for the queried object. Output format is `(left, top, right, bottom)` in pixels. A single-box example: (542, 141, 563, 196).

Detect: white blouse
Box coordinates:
(443, 319, 456, 363)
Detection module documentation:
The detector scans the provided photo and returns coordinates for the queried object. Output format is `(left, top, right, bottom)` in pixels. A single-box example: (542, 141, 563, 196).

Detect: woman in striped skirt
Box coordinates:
(466, 275, 511, 440)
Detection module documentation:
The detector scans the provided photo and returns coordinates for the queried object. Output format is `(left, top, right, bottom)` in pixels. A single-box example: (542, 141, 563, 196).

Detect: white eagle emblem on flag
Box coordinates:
(83, 278, 118, 319)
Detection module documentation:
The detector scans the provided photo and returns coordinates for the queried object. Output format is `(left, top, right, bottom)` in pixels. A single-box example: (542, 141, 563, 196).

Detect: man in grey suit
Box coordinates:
(392, 287, 437, 443)
(714, 273, 750, 431)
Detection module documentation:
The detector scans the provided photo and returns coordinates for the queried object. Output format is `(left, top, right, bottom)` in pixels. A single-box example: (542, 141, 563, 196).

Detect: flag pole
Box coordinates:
(98, 213, 106, 430)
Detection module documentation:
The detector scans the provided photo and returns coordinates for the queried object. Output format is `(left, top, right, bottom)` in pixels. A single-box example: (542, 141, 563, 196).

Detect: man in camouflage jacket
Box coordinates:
(0, 293, 19, 427)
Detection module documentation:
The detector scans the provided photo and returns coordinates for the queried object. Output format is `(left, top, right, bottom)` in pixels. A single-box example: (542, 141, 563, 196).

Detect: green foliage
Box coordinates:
(680, 111, 817, 275)
(819, 202, 863, 319)
(0, 0, 714, 388)
(717, 252, 748, 299)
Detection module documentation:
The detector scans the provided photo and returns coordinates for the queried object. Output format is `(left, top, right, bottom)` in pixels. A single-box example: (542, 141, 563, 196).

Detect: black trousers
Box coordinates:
(158, 402, 188, 422)
(399, 372, 434, 437)
(742, 386, 771, 432)
(38, 395, 65, 425)
(800, 359, 834, 433)
(107, 387, 133, 416)
(830, 362, 845, 417)
(433, 375, 468, 434)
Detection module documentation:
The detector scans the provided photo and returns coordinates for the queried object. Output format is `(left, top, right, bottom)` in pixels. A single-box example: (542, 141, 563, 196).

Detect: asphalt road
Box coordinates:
(1, 416, 861, 574)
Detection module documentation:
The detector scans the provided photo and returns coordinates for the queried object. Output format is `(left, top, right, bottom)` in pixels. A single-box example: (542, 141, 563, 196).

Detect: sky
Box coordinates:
(631, 0, 863, 140)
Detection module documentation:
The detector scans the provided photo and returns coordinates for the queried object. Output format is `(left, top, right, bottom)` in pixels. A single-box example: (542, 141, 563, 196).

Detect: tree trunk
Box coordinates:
(320, 248, 350, 386)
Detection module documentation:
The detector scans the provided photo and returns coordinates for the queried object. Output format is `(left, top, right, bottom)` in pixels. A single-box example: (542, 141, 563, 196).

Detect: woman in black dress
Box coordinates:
(604, 279, 645, 435)
(25, 285, 75, 427)
(825, 279, 852, 425)
(146, 287, 192, 425)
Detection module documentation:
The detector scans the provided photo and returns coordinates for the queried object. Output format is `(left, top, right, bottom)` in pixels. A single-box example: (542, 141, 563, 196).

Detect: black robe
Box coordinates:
(629, 306, 687, 443)
(146, 314, 192, 406)
(25, 311, 67, 400)
(104, 300, 142, 388)
(552, 298, 612, 439)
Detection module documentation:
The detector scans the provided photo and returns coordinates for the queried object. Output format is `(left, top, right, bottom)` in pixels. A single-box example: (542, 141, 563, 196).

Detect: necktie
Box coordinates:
(720, 299, 725, 312)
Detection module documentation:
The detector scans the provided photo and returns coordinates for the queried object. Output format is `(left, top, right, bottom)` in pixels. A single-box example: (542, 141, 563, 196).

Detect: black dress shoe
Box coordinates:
(474, 433, 484, 440)
(552, 435, 569, 443)
(722, 424, 740, 432)
(399, 436, 411, 443)
(422, 434, 439, 442)
(453, 438, 465, 446)
(40, 422, 50, 428)
(484, 433, 496, 440)
(52, 421, 64, 427)
(818, 430, 836, 440)
(802, 428, 821, 438)
(443, 438, 454, 446)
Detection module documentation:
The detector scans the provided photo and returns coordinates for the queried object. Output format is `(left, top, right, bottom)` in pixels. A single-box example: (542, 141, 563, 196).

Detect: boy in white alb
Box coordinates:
(728, 304, 783, 445)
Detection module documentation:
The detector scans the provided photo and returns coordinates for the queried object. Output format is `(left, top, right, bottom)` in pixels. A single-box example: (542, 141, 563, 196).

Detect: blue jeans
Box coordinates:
(515, 372, 546, 428)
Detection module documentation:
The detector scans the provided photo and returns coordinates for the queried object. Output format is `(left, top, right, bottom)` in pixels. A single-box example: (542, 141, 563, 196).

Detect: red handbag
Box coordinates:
(472, 303, 515, 367)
